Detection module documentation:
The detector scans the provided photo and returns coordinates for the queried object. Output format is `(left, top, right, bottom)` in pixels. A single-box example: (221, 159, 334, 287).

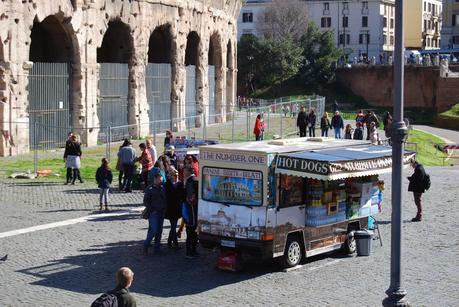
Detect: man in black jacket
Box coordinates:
(407, 161, 427, 222)
(183, 167, 199, 258)
(296, 106, 308, 137)
(143, 169, 166, 255)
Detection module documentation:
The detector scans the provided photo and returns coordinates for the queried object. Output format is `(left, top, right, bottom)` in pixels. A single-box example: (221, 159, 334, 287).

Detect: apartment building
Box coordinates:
(405, 0, 442, 49)
(237, 0, 271, 40)
(441, 0, 459, 49)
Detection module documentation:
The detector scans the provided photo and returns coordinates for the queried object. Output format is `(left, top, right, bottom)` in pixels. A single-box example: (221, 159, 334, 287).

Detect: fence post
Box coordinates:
(267, 107, 271, 137)
(232, 109, 235, 143)
(33, 121, 38, 174)
(280, 111, 283, 138)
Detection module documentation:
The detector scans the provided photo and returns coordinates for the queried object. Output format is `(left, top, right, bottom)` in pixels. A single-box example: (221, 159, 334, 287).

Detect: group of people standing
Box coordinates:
(296, 106, 317, 137)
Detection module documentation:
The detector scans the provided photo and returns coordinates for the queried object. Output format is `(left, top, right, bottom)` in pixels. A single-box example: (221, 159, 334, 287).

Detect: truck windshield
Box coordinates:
(202, 167, 263, 206)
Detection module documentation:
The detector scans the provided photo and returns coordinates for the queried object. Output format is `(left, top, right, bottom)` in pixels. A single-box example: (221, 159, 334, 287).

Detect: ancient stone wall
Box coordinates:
(336, 66, 459, 112)
(0, 0, 241, 156)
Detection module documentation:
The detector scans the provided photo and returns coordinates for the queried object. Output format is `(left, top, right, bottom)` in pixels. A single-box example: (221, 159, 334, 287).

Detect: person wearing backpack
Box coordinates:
(91, 267, 137, 307)
(407, 161, 429, 222)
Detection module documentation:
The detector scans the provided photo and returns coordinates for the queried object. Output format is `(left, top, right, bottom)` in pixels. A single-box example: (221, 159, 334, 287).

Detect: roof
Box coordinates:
(275, 144, 416, 180)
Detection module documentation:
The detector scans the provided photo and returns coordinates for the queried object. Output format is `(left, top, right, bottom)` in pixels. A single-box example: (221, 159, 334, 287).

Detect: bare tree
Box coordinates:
(256, 0, 309, 42)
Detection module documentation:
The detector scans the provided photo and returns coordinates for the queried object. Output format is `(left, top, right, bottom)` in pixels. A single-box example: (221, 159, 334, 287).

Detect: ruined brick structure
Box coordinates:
(0, 0, 241, 156)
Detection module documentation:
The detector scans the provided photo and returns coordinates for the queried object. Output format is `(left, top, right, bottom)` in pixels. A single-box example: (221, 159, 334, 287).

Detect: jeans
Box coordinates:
(144, 212, 165, 251)
(413, 192, 423, 218)
(99, 188, 109, 205)
(168, 218, 178, 246)
(308, 127, 315, 137)
(334, 128, 342, 139)
(321, 129, 328, 137)
(122, 164, 135, 191)
(186, 225, 198, 255)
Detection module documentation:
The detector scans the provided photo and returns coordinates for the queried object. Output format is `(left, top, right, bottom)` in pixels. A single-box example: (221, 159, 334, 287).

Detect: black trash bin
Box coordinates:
(354, 230, 373, 256)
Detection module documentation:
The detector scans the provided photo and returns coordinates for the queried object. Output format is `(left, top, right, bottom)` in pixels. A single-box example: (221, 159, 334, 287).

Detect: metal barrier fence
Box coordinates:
(0, 96, 325, 177)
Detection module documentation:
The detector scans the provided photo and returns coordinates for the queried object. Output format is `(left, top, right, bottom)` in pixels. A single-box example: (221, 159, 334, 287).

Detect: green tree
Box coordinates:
(237, 34, 263, 93)
(258, 38, 304, 89)
(299, 22, 343, 86)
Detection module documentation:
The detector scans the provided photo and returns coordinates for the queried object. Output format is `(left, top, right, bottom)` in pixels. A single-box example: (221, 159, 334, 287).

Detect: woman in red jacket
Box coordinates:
(253, 114, 262, 141)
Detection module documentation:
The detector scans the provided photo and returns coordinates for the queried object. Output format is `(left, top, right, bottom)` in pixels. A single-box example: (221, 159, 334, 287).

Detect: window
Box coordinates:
(424, 20, 427, 31)
(428, 3, 431, 12)
(321, 17, 332, 28)
(339, 33, 350, 45)
(362, 1, 368, 10)
(383, 17, 387, 28)
(324, 2, 329, 10)
(362, 16, 368, 27)
(428, 20, 431, 30)
(383, 35, 387, 45)
(242, 12, 253, 23)
(453, 14, 459, 26)
(359, 33, 370, 44)
(390, 35, 394, 45)
(424, 2, 426, 11)
(390, 18, 394, 29)
(343, 16, 349, 28)
(201, 167, 263, 206)
(343, 2, 349, 10)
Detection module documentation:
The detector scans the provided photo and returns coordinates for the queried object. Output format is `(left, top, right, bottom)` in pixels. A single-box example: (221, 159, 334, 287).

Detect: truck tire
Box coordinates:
(343, 231, 356, 254)
(281, 236, 302, 268)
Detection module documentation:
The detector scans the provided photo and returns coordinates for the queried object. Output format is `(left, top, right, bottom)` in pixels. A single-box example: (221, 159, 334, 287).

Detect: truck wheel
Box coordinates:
(343, 231, 356, 254)
(281, 237, 302, 268)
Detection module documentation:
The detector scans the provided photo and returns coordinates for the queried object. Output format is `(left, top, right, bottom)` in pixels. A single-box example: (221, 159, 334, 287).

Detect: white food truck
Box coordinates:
(197, 137, 414, 268)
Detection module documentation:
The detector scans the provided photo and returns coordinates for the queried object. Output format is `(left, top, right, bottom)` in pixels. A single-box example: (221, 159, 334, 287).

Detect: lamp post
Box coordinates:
(383, 0, 410, 306)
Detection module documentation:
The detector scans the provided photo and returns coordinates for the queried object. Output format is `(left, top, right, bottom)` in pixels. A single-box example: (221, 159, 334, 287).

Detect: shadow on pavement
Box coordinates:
(7, 181, 64, 187)
(17, 240, 271, 298)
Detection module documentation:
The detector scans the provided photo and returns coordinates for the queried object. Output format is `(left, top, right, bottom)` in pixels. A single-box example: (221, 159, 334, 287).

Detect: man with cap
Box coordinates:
(143, 167, 166, 255)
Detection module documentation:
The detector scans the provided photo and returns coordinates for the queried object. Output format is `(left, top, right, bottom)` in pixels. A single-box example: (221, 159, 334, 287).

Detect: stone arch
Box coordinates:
(28, 14, 81, 149)
(208, 32, 223, 123)
(185, 31, 200, 66)
(30, 15, 74, 62)
(148, 24, 172, 63)
(97, 19, 133, 63)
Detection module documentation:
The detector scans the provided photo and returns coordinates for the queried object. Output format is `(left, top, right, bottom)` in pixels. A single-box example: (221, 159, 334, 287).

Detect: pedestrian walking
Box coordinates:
(297, 106, 308, 137)
(407, 161, 429, 222)
(307, 109, 317, 137)
(116, 139, 130, 190)
(331, 111, 344, 139)
(292, 103, 299, 118)
(117, 139, 136, 193)
(143, 168, 166, 255)
(353, 122, 364, 140)
(320, 112, 331, 137)
(164, 166, 183, 250)
(91, 267, 137, 307)
(253, 114, 263, 141)
(137, 143, 153, 188)
(344, 124, 353, 139)
(95, 158, 113, 212)
(182, 167, 199, 258)
(64, 134, 84, 185)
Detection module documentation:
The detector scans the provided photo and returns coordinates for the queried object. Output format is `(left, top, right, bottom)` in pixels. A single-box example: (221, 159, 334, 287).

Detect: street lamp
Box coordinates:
(383, 0, 410, 306)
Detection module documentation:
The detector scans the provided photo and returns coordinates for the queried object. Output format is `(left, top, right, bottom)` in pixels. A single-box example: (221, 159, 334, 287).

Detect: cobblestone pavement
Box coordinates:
(0, 167, 458, 307)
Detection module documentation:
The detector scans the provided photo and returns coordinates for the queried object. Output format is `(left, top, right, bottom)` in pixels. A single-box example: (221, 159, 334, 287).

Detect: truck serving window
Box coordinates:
(202, 167, 263, 206)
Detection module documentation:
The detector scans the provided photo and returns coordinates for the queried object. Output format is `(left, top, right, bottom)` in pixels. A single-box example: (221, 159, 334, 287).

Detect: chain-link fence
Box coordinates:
(0, 96, 325, 178)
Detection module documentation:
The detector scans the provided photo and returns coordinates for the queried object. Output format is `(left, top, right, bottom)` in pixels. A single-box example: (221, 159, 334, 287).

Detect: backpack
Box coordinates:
(353, 128, 363, 140)
(423, 173, 431, 191)
(91, 292, 118, 307)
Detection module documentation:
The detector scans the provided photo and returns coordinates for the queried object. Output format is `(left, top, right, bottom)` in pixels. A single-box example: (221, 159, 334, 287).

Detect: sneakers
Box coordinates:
(411, 216, 422, 222)
(99, 204, 103, 211)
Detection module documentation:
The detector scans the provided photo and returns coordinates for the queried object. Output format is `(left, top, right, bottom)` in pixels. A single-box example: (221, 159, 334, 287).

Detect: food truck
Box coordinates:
(197, 137, 415, 269)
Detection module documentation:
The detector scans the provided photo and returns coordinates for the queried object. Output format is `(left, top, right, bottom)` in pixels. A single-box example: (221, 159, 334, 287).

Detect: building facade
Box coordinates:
(441, 0, 459, 49)
(0, 0, 241, 156)
(237, 0, 271, 40)
(404, 0, 442, 49)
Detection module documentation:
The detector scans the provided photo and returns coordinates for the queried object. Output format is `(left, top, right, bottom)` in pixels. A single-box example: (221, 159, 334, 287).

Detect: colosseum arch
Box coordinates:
(208, 32, 223, 123)
(0, 37, 5, 156)
(28, 14, 80, 149)
(185, 31, 200, 128)
(97, 19, 134, 139)
(146, 25, 173, 132)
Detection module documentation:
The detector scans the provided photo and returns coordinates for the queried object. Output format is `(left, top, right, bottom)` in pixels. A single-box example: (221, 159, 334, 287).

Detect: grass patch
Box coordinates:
(407, 129, 448, 166)
(439, 103, 459, 118)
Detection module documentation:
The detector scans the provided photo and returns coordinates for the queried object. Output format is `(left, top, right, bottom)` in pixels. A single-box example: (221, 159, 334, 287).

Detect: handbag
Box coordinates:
(141, 207, 150, 219)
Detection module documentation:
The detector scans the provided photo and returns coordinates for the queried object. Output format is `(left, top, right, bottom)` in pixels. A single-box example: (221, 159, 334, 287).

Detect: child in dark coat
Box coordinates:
(96, 158, 113, 211)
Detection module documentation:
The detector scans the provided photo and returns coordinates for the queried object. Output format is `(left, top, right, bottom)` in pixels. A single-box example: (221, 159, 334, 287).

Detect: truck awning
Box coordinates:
(275, 145, 416, 180)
